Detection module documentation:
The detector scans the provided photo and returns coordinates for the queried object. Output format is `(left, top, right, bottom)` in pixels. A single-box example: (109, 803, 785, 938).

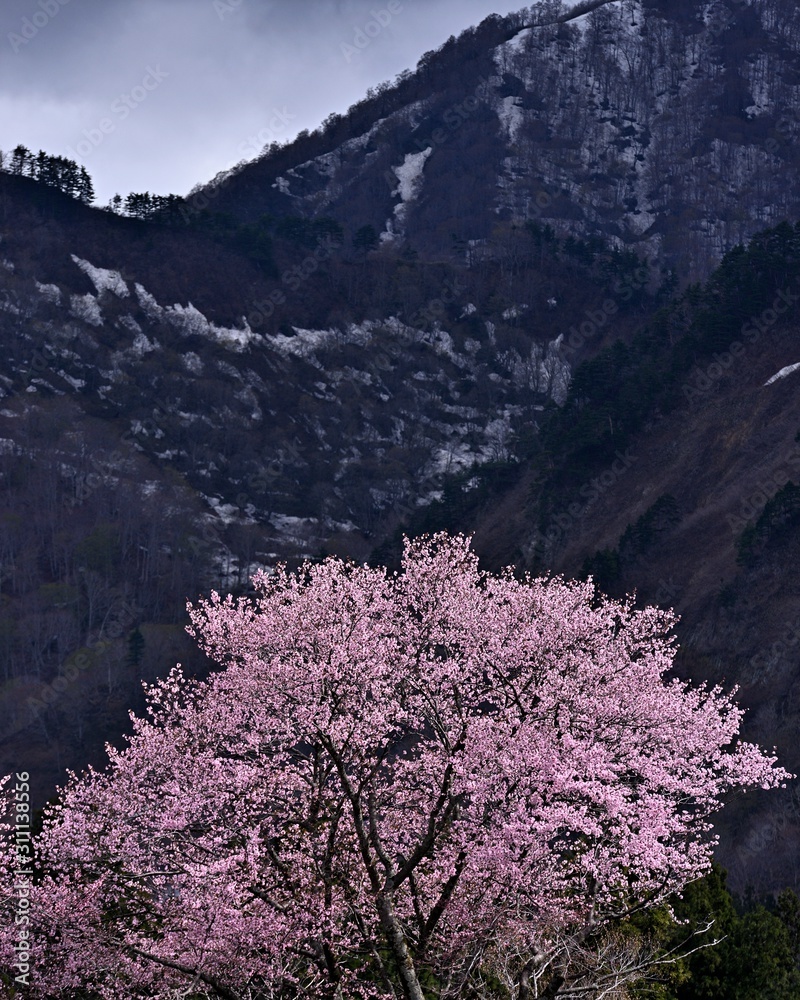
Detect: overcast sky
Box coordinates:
(1, 0, 526, 205)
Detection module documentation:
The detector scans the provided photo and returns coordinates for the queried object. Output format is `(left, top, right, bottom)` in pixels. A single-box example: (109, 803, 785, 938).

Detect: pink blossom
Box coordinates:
(0, 533, 791, 999)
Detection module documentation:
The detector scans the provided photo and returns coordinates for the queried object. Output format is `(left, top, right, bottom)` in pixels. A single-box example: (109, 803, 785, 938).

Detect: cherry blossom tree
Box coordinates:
(3, 533, 791, 999)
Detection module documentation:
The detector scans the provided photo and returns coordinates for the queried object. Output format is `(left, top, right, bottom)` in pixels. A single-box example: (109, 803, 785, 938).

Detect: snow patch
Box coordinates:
(135, 283, 162, 321)
(70, 293, 103, 327)
(498, 96, 525, 143)
(511, 335, 571, 405)
(131, 332, 157, 356)
(133, 283, 261, 351)
(381, 147, 432, 242)
(393, 148, 432, 202)
(205, 496, 241, 524)
(502, 26, 531, 54)
(764, 362, 800, 386)
(71, 256, 129, 297)
(57, 371, 86, 390)
(36, 281, 61, 304)
(182, 351, 203, 374)
(117, 314, 141, 334)
(167, 303, 261, 351)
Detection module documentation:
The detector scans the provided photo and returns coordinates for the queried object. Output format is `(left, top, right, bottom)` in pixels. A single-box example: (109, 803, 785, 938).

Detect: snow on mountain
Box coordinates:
(71, 256, 129, 297)
(35, 281, 61, 304)
(132, 280, 262, 351)
(70, 293, 103, 326)
(765, 362, 800, 385)
(381, 147, 433, 242)
(209, 0, 800, 284)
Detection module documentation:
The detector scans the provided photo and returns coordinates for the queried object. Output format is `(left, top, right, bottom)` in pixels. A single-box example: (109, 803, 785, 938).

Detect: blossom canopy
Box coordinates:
(1, 533, 790, 1000)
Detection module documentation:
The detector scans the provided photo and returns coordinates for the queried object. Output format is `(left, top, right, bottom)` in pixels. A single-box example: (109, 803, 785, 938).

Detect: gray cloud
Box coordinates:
(1, 0, 524, 204)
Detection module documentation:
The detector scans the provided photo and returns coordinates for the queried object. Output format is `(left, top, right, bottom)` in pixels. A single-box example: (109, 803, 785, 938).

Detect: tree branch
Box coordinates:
(124, 945, 241, 1000)
(418, 848, 468, 953)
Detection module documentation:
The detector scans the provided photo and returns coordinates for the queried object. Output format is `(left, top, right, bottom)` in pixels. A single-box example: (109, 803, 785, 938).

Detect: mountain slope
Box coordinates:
(196, 0, 800, 283)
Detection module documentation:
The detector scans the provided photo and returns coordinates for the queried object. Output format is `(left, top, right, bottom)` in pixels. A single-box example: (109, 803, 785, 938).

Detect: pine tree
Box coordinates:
(76, 166, 95, 205)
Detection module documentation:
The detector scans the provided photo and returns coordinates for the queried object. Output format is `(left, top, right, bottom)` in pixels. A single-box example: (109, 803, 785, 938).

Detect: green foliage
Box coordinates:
(126, 627, 145, 669)
(737, 481, 800, 565)
(614, 868, 800, 1000)
(723, 906, 800, 1000)
(580, 547, 621, 594)
(2, 144, 95, 203)
(667, 865, 739, 1000)
(543, 221, 800, 501)
(778, 889, 800, 966)
(619, 494, 681, 560)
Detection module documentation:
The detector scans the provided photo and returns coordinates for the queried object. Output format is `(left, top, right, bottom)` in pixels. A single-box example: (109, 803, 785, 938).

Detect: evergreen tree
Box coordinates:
(10, 143, 32, 176)
(126, 627, 145, 669)
(76, 166, 95, 205)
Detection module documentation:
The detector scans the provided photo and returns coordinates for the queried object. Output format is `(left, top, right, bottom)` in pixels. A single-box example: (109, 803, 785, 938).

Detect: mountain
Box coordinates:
(0, 0, 799, 894)
(195, 0, 800, 284)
